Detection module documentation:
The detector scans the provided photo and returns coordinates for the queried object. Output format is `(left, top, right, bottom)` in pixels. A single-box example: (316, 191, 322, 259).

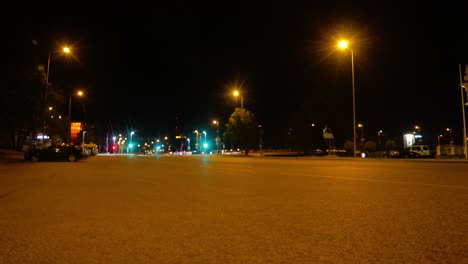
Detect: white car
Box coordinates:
(406, 145, 431, 158)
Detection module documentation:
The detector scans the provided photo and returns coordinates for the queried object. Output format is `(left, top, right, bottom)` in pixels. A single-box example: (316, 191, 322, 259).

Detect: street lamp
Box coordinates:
(45, 46, 72, 98)
(357, 123, 364, 151)
(67, 90, 84, 143)
(233, 90, 244, 109)
(202, 131, 207, 152)
(338, 39, 357, 157)
(42, 45, 72, 147)
(193, 130, 199, 151)
(259, 124, 263, 154)
(377, 130, 383, 146)
(128, 132, 134, 153)
(438, 134, 443, 146)
(213, 120, 220, 153)
(446, 128, 453, 144)
(458, 64, 467, 159)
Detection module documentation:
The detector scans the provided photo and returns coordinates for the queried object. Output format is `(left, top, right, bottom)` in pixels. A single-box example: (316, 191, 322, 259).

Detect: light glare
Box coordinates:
(338, 40, 348, 50)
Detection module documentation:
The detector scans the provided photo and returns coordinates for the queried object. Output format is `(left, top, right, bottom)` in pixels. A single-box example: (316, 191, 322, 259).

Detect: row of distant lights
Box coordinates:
(48, 106, 62, 119)
(113, 134, 169, 147)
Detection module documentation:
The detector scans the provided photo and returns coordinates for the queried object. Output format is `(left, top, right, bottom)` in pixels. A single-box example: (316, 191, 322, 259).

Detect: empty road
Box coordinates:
(1, 155, 467, 263)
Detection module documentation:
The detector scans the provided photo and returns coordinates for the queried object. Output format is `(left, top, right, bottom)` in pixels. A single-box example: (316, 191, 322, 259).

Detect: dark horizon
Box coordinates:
(4, 3, 468, 149)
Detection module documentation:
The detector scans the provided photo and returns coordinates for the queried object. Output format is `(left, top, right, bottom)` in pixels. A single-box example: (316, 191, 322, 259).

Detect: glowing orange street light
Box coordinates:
(338, 40, 348, 50)
(338, 39, 356, 157)
(43, 45, 73, 146)
(233, 90, 243, 109)
(213, 120, 220, 153)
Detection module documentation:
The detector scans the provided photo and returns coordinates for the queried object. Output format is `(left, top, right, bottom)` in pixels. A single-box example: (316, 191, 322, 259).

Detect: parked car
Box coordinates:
(81, 143, 98, 156)
(403, 144, 431, 158)
(24, 145, 84, 162)
(384, 149, 401, 158)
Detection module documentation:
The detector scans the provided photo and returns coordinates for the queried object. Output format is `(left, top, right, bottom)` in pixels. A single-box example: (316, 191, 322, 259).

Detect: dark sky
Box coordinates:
(5, 2, 468, 147)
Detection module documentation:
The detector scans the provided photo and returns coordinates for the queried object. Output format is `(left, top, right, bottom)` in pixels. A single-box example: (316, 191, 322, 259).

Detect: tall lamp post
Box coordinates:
(446, 128, 453, 144)
(67, 90, 84, 143)
(213, 120, 220, 153)
(458, 64, 467, 159)
(377, 130, 383, 146)
(130, 131, 135, 153)
(193, 130, 200, 151)
(233, 90, 244, 109)
(259, 124, 263, 154)
(43, 46, 72, 146)
(202, 131, 207, 152)
(338, 40, 357, 157)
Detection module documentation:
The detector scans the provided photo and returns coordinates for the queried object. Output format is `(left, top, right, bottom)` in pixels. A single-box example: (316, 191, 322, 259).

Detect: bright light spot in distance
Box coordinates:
(338, 40, 348, 49)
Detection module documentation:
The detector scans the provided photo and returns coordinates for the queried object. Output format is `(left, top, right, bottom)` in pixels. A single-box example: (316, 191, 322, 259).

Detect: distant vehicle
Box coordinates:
(403, 144, 431, 158)
(313, 148, 327, 156)
(81, 143, 98, 156)
(384, 149, 401, 158)
(24, 145, 84, 162)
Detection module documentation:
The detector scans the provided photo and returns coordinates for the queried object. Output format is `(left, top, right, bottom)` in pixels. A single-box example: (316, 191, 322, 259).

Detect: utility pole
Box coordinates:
(459, 64, 467, 159)
(42, 52, 51, 148)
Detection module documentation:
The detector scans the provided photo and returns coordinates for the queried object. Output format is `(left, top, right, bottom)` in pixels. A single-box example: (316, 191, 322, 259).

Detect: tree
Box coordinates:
(223, 108, 259, 155)
(343, 140, 354, 155)
(385, 139, 397, 150)
(364, 141, 377, 152)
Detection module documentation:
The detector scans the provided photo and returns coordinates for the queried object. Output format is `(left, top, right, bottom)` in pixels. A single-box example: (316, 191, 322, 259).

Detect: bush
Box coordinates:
(364, 141, 377, 152)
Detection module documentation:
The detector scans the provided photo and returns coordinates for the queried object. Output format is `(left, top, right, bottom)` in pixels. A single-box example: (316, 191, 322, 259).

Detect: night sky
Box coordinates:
(5, 2, 468, 148)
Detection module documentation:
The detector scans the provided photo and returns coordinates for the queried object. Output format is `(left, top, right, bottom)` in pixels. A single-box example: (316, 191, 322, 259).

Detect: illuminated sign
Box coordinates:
(403, 134, 415, 149)
(70, 122, 82, 143)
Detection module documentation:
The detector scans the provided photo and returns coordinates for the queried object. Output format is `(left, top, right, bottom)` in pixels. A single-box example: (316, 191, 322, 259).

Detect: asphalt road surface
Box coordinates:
(1, 155, 467, 263)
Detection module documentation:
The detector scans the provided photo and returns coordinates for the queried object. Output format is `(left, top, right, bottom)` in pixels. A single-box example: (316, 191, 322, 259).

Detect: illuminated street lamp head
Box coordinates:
(63, 47, 71, 53)
(233, 90, 239, 97)
(213, 120, 218, 125)
(77, 90, 84, 96)
(338, 40, 349, 50)
(131, 131, 135, 135)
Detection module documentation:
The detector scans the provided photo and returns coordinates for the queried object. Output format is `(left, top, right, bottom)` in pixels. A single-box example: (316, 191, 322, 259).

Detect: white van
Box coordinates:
(407, 145, 431, 158)
(81, 143, 98, 156)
